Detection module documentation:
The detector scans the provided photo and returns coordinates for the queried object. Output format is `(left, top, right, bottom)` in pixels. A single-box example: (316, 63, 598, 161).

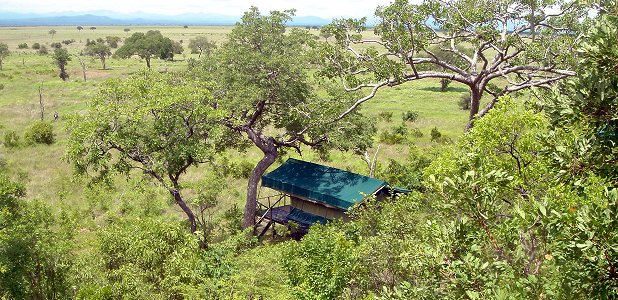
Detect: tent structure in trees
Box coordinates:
(255, 158, 407, 237)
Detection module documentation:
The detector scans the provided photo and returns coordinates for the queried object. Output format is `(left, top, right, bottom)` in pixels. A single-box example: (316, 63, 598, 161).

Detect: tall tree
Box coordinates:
(84, 42, 112, 69)
(188, 36, 216, 58)
(66, 70, 237, 236)
(0, 43, 9, 71)
(114, 30, 174, 68)
(198, 7, 374, 228)
(319, 0, 591, 130)
(48, 29, 56, 39)
(52, 48, 70, 81)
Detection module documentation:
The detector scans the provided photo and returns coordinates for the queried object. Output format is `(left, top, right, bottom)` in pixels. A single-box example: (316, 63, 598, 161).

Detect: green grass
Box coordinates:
(0, 25, 477, 231)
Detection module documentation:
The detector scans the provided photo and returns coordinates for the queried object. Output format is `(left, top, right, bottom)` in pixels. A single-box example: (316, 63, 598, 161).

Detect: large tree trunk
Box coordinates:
(146, 57, 151, 68)
(101, 56, 106, 70)
(169, 188, 197, 232)
(242, 146, 278, 229)
(466, 86, 483, 131)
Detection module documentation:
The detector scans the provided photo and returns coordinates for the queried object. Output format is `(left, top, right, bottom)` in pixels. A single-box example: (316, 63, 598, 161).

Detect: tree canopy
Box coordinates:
(66, 70, 238, 236)
(195, 7, 375, 228)
(319, 0, 592, 129)
(84, 42, 112, 69)
(188, 36, 216, 58)
(114, 30, 173, 68)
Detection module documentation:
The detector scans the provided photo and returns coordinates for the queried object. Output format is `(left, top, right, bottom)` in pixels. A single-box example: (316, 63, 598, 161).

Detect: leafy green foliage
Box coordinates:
(3, 130, 19, 148)
(402, 110, 419, 122)
(188, 36, 216, 57)
(282, 225, 358, 299)
(0, 172, 75, 299)
(114, 30, 174, 68)
(52, 47, 70, 80)
(380, 123, 409, 144)
(85, 42, 112, 69)
(24, 120, 54, 145)
(95, 217, 223, 298)
(377, 146, 432, 191)
(544, 14, 618, 185)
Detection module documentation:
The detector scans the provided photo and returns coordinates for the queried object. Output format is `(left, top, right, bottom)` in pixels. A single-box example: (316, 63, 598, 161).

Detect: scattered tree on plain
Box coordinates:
(114, 30, 174, 68)
(48, 29, 56, 39)
(105, 36, 121, 48)
(0, 43, 10, 71)
(85, 42, 112, 69)
(89, 27, 96, 31)
(52, 48, 71, 81)
(76, 26, 83, 32)
(188, 36, 216, 58)
(319, 0, 591, 130)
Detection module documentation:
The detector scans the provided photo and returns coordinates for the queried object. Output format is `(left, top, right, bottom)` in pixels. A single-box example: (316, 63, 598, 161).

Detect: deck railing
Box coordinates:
(255, 194, 287, 227)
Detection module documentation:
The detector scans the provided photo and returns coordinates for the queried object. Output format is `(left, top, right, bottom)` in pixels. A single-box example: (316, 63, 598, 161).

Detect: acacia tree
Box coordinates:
(85, 42, 111, 69)
(188, 36, 216, 58)
(66, 70, 236, 237)
(114, 30, 173, 68)
(199, 7, 374, 228)
(319, 0, 591, 130)
(48, 29, 56, 39)
(0, 43, 10, 71)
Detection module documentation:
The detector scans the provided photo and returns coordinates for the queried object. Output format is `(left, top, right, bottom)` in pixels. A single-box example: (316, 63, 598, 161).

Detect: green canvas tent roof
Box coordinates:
(262, 158, 387, 210)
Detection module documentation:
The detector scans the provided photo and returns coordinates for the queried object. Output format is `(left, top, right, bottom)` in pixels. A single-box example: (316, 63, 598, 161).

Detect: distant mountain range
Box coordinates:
(0, 11, 336, 26)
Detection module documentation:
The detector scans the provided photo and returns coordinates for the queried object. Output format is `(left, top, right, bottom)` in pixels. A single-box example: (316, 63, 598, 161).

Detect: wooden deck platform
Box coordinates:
(256, 204, 311, 237)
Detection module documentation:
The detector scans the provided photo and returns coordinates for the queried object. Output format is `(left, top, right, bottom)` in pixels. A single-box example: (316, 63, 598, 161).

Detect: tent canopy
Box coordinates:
(262, 158, 387, 211)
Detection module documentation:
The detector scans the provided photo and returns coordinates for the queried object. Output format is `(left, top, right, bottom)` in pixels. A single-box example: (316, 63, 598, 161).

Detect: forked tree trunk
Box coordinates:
(242, 146, 278, 229)
(169, 188, 197, 232)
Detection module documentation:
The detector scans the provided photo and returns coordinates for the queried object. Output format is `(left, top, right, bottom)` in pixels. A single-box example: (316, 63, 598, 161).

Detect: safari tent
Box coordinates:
(255, 158, 404, 237)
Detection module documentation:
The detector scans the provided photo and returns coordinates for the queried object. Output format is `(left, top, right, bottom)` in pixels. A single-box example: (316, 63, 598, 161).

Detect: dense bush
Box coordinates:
(378, 111, 393, 122)
(402, 110, 419, 122)
(0, 173, 75, 299)
(379, 123, 408, 144)
(430, 127, 441, 142)
(31, 42, 41, 49)
(50, 42, 62, 49)
(61, 39, 75, 45)
(24, 120, 54, 145)
(3, 130, 20, 147)
(37, 45, 48, 55)
(17, 43, 28, 49)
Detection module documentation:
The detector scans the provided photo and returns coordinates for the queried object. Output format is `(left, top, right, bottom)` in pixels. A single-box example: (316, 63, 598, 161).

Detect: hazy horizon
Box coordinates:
(0, 0, 394, 19)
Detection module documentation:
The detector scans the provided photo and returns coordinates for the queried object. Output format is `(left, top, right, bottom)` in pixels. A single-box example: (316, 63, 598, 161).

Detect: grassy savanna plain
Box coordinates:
(0, 25, 480, 242)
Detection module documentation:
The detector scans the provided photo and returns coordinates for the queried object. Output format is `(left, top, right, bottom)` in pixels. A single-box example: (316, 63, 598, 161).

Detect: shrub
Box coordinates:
(3, 130, 20, 147)
(380, 123, 408, 145)
(61, 39, 75, 45)
(440, 78, 451, 92)
(37, 46, 48, 55)
(31, 42, 41, 49)
(0, 83, 4, 91)
(17, 43, 28, 49)
(402, 111, 419, 122)
(378, 111, 393, 122)
(458, 93, 471, 110)
(50, 42, 62, 49)
(430, 127, 442, 142)
(230, 160, 254, 179)
(24, 121, 54, 145)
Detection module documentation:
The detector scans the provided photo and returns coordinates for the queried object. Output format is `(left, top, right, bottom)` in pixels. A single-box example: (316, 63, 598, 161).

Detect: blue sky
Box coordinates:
(0, 0, 394, 18)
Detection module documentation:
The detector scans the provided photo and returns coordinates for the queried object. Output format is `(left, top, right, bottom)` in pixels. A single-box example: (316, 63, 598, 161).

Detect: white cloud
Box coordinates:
(0, 0, 394, 18)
